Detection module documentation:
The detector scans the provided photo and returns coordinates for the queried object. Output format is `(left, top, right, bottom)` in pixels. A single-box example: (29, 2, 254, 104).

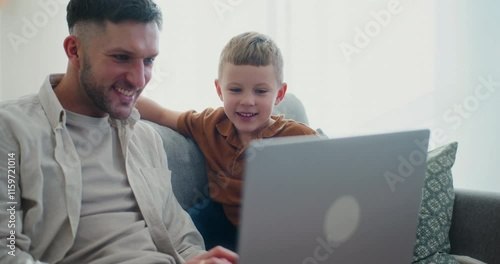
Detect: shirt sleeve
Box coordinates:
(150, 130, 206, 261)
(176, 108, 220, 138)
(0, 108, 41, 264)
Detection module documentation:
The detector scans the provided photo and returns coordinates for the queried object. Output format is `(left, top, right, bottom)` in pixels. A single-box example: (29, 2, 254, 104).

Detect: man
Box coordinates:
(0, 0, 238, 263)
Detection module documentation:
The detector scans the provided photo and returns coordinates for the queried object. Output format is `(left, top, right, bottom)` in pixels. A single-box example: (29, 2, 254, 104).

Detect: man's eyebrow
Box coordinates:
(106, 48, 159, 58)
(106, 48, 133, 54)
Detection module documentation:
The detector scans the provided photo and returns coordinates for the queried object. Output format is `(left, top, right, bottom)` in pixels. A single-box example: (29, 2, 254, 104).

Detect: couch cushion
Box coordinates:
(142, 120, 209, 210)
(412, 142, 459, 264)
(272, 93, 310, 125)
(449, 189, 500, 263)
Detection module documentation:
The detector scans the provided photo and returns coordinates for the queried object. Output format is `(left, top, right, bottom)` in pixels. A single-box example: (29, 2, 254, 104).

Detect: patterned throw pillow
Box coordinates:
(412, 142, 459, 264)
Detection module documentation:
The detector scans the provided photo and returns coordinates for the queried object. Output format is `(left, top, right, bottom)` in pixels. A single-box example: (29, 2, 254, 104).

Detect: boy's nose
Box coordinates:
(240, 95, 255, 106)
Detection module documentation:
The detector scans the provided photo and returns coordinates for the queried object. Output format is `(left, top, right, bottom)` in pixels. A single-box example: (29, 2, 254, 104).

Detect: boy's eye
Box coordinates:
(255, 89, 267, 94)
(229, 88, 241, 92)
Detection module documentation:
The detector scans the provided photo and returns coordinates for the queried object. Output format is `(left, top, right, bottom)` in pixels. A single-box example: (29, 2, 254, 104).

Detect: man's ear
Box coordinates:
(274, 83, 288, 105)
(64, 35, 81, 70)
(215, 79, 224, 101)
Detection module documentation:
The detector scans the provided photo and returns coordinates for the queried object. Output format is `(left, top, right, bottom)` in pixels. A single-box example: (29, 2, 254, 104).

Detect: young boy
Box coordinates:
(136, 31, 317, 249)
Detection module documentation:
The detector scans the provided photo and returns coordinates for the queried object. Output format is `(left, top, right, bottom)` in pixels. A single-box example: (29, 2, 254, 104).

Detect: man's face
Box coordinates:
(78, 21, 160, 119)
(215, 63, 286, 141)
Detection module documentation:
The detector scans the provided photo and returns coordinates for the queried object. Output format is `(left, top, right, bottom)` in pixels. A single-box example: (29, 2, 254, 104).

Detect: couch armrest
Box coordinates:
(449, 189, 500, 263)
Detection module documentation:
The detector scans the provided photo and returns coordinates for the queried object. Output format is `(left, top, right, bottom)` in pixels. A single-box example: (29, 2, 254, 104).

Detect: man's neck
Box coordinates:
(53, 72, 107, 118)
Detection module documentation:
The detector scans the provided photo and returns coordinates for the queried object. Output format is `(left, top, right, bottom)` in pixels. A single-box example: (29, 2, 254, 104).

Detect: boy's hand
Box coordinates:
(186, 246, 239, 264)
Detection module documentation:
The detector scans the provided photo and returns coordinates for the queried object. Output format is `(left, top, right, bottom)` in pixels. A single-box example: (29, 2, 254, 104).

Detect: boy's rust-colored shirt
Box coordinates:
(177, 107, 317, 226)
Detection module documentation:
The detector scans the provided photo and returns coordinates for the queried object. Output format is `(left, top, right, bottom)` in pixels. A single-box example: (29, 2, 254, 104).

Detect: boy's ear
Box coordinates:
(215, 79, 224, 101)
(64, 35, 81, 70)
(274, 83, 288, 105)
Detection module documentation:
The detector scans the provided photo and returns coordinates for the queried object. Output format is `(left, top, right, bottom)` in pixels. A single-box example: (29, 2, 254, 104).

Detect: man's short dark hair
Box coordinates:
(67, 0, 163, 33)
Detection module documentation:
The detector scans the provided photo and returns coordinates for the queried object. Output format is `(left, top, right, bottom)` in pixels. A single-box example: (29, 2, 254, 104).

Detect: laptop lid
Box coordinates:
(238, 129, 430, 264)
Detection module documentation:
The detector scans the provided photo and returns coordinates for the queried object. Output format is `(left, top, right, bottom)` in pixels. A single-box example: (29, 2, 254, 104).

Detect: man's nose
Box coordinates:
(126, 61, 146, 88)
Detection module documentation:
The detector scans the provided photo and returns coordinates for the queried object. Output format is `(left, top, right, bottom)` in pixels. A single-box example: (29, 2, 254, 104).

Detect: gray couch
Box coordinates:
(144, 94, 500, 263)
(449, 189, 500, 263)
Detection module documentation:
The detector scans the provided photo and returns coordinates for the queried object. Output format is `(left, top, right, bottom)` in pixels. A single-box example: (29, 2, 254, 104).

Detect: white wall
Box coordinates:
(0, 0, 69, 99)
(1, 0, 499, 193)
(434, 0, 500, 192)
(284, 0, 437, 136)
(147, 0, 278, 112)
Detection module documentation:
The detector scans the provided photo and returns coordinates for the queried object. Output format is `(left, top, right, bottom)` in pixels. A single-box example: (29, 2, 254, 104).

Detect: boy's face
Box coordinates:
(216, 63, 286, 141)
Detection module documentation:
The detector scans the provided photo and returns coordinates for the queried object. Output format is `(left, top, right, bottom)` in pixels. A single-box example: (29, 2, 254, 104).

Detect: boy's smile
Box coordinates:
(216, 63, 286, 144)
(237, 112, 257, 119)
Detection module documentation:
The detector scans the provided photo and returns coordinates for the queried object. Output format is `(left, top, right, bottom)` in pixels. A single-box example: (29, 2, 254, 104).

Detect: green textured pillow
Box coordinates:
(412, 142, 459, 264)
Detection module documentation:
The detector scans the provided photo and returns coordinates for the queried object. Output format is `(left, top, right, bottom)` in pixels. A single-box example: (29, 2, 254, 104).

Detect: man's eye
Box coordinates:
(114, 55, 129, 61)
(144, 57, 155, 65)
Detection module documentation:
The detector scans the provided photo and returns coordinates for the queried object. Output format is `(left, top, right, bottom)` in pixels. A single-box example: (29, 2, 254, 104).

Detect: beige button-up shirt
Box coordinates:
(0, 74, 204, 264)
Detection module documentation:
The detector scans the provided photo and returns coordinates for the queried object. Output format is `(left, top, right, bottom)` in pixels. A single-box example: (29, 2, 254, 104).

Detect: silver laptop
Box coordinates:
(238, 129, 430, 264)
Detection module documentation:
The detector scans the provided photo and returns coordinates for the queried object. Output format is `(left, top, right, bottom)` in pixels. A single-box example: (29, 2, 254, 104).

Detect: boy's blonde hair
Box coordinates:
(218, 32, 284, 85)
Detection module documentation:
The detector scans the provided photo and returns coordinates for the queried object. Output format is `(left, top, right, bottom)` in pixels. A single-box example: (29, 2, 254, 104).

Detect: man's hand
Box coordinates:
(186, 246, 238, 264)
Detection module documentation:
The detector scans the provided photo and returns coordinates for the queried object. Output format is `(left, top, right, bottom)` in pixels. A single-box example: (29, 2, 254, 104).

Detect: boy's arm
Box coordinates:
(135, 96, 182, 130)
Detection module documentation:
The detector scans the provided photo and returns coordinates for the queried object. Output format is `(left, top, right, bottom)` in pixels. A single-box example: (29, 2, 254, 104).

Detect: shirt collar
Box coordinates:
(216, 113, 288, 141)
(259, 114, 287, 138)
(39, 74, 66, 129)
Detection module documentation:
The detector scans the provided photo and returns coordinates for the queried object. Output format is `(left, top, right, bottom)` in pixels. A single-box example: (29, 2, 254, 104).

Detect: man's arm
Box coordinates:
(135, 96, 182, 130)
(0, 118, 44, 264)
(143, 128, 237, 263)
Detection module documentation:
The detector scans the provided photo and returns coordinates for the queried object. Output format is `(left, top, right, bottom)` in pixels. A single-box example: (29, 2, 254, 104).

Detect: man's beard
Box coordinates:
(79, 57, 133, 120)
